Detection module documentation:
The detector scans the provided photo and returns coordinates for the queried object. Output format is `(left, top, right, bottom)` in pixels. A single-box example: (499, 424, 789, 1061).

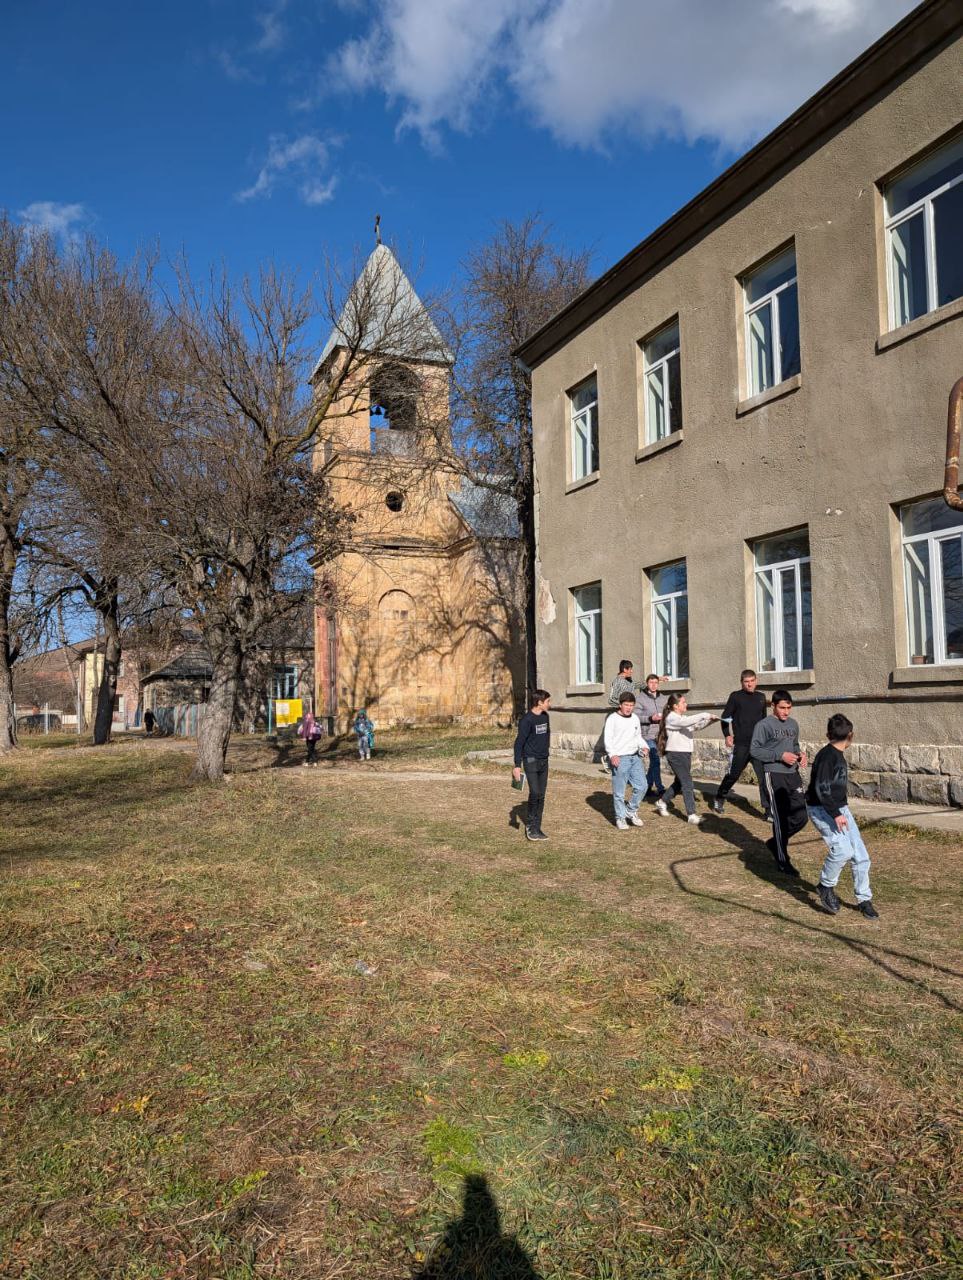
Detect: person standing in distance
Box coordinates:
(750, 690, 808, 875)
(603, 692, 650, 829)
(608, 659, 638, 707)
(711, 669, 769, 817)
(512, 689, 551, 842)
(635, 673, 667, 801)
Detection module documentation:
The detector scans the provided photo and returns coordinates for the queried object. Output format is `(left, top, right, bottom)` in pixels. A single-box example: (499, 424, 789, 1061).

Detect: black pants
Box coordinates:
(305, 737, 318, 763)
(523, 757, 549, 832)
(762, 769, 808, 866)
(717, 739, 768, 813)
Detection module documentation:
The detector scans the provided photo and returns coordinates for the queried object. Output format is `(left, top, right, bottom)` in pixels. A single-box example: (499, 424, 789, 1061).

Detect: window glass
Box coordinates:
(643, 322, 682, 443)
(903, 542, 934, 662)
(778, 282, 801, 380)
(934, 181, 963, 309)
(890, 213, 928, 326)
(901, 496, 963, 537)
(746, 248, 796, 303)
(646, 362, 667, 440)
(748, 303, 774, 393)
(887, 133, 963, 216)
(646, 323, 678, 364)
(570, 376, 599, 481)
(650, 562, 687, 596)
(753, 531, 811, 671)
(754, 530, 810, 566)
(649, 560, 688, 679)
(940, 537, 963, 661)
(666, 352, 683, 434)
(574, 582, 601, 614)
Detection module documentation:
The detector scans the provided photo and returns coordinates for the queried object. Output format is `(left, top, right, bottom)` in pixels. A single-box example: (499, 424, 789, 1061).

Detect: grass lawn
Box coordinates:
(1, 731, 960, 1279)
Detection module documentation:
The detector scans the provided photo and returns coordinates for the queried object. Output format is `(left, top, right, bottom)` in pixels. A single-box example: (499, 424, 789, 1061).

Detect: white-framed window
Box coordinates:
(650, 561, 689, 678)
(743, 247, 801, 397)
(570, 376, 599, 482)
(753, 530, 812, 672)
(272, 665, 299, 699)
(900, 496, 963, 665)
(642, 320, 682, 443)
(885, 133, 963, 330)
(573, 583, 602, 685)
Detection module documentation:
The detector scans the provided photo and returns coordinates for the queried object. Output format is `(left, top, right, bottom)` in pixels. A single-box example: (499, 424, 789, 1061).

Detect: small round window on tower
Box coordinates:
(386, 491, 404, 513)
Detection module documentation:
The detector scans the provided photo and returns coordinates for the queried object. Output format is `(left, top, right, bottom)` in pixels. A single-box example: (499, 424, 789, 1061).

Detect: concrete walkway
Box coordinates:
(465, 750, 963, 837)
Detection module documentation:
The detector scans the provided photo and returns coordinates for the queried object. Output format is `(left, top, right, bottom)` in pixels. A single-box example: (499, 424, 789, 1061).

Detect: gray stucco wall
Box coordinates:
(531, 33, 963, 800)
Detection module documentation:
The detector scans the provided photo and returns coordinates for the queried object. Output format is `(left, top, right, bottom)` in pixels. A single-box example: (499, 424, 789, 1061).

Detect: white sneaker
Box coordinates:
(654, 799, 669, 817)
(687, 814, 702, 825)
(615, 818, 629, 830)
(627, 812, 644, 827)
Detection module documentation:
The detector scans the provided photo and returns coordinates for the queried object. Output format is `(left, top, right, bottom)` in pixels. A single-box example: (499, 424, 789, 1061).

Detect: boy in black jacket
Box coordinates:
(806, 714, 878, 919)
(512, 689, 551, 841)
(711, 668, 768, 817)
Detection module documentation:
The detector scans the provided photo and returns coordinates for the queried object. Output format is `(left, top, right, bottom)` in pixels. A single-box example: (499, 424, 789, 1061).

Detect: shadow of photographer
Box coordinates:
(414, 1174, 541, 1280)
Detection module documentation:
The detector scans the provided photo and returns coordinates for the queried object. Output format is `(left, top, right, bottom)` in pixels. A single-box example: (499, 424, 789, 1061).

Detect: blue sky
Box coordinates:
(3, 0, 918, 304)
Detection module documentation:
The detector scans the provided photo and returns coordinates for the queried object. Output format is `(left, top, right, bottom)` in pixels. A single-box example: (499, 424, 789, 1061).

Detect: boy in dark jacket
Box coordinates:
(710, 669, 768, 817)
(750, 690, 808, 875)
(512, 689, 551, 841)
(807, 714, 878, 919)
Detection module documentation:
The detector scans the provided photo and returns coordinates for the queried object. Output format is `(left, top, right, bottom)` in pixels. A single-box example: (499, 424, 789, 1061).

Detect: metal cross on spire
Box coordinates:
(374, 213, 381, 246)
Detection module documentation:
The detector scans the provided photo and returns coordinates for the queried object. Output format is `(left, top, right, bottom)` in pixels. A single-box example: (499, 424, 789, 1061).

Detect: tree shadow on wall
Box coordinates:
(414, 1175, 541, 1280)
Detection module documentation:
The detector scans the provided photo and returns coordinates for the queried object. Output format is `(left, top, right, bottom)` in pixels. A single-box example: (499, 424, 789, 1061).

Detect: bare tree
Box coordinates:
(442, 216, 591, 707)
(0, 217, 57, 752)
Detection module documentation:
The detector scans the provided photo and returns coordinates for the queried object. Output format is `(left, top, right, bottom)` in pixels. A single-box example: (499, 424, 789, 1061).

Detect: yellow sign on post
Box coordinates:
(274, 698, 303, 728)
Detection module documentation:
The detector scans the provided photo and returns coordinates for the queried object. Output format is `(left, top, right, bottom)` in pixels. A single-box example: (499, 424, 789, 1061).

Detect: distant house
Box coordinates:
(13, 638, 142, 731)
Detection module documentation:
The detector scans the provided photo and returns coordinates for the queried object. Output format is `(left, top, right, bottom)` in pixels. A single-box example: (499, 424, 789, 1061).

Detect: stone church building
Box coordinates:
(312, 244, 523, 732)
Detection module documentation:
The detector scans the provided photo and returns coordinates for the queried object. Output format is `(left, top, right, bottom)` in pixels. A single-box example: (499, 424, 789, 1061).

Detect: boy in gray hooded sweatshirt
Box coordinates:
(750, 690, 808, 876)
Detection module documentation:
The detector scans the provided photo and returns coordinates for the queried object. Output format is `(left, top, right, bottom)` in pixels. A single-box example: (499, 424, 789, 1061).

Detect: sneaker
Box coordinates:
(782, 861, 801, 878)
(687, 814, 702, 826)
(525, 827, 537, 841)
(710, 796, 724, 815)
(858, 900, 879, 919)
(536, 829, 550, 840)
(627, 812, 644, 827)
(817, 883, 841, 914)
(654, 799, 669, 817)
(616, 818, 629, 831)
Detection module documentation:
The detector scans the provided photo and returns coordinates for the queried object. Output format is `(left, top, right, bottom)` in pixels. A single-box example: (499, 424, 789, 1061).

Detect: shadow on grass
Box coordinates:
(668, 843, 963, 1012)
(414, 1175, 541, 1280)
(711, 816, 822, 911)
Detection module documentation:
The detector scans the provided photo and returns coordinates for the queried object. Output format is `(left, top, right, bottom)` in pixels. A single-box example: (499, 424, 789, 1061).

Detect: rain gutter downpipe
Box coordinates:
(945, 376, 963, 511)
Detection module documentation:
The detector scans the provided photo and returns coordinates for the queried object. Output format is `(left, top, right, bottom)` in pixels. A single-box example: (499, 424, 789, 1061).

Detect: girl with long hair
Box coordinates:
(655, 694, 718, 824)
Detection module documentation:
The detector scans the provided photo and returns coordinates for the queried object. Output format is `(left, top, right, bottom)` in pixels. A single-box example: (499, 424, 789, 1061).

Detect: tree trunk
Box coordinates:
(0, 558, 17, 752)
(93, 588, 122, 746)
(0, 643, 16, 752)
(191, 647, 242, 783)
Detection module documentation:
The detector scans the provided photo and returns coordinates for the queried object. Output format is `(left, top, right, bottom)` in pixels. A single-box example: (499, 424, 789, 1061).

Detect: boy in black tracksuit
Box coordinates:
(750, 690, 808, 875)
(512, 689, 551, 841)
(711, 668, 768, 816)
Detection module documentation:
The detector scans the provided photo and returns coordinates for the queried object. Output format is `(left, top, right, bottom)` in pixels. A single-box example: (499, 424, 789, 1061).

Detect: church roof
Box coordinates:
(448, 479, 520, 540)
(313, 243, 453, 377)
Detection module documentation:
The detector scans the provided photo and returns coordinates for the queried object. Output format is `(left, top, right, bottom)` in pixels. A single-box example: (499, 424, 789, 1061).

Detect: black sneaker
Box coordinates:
(710, 797, 724, 815)
(525, 828, 536, 841)
(535, 829, 550, 841)
(858, 900, 879, 920)
(817, 883, 841, 914)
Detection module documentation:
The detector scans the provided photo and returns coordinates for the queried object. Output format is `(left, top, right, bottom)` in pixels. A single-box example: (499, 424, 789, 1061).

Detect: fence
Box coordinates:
(153, 703, 205, 737)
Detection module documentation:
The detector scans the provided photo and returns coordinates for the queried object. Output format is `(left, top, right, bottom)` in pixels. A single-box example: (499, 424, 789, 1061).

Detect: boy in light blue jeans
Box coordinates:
(805, 713, 878, 919)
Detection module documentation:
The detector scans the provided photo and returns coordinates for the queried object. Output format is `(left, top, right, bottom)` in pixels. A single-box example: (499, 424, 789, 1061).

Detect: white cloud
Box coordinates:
(252, 0, 288, 54)
(214, 1, 289, 82)
(236, 133, 339, 205)
(18, 201, 90, 240)
(327, 0, 918, 149)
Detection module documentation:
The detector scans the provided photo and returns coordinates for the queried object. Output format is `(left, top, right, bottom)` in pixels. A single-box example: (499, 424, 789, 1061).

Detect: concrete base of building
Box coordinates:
(549, 733, 963, 809)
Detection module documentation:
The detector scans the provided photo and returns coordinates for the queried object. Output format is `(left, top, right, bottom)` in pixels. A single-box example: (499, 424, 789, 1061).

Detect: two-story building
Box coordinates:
(518, 0, 963, 806)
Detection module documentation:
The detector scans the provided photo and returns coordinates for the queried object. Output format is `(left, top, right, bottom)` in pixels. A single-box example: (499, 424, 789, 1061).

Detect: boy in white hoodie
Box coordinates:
(603, 692, 650, 830)
(654, 694, 718, 825)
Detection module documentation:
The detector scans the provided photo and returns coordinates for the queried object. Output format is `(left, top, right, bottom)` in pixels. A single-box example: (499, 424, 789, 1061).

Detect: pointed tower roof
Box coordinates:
(313, 244, 452, 379)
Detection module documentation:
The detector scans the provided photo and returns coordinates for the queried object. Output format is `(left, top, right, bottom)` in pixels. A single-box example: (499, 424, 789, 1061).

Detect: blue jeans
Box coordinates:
(644, 740, 664, 795)
(808, 805, 872, 902)
(612, 752, 646, 821)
